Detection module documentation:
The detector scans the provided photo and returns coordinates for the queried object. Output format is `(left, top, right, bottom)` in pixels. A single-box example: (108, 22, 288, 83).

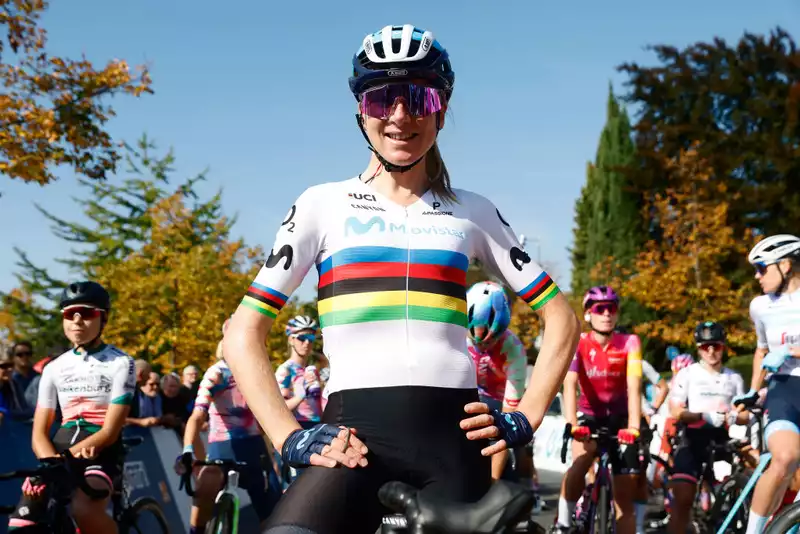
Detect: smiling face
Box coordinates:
(360, 96, 443, 167)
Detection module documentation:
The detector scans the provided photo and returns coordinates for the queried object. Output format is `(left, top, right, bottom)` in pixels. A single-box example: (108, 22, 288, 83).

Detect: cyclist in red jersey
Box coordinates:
(555, 286, 643, 534)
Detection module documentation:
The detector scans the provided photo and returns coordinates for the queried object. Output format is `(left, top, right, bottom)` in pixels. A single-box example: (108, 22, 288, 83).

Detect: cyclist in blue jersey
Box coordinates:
(737, 235, 800, 534)
(222, 24, 581, 534)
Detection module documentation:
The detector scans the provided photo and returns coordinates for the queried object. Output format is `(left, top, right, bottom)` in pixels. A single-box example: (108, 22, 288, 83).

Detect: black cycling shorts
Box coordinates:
(8, 427, 122, 529)
(264, 386, 491, 534)
(671, 426, 730, 485)
(577, 414, 647, 475)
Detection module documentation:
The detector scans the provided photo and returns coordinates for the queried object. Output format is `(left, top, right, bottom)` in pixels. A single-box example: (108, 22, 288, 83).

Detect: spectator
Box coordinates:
(181, 364, 200, 411)
(10, 342, 36, 395)
(0, 352, 31, 421)
(160, 372, 191, 434)
(23, 351, 62, 415)
(127, 361, 160, 428)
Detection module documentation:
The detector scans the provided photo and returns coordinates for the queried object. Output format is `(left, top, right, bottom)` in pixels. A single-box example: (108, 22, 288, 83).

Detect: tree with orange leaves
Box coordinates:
(96, 192, 263, 373)
(596, 147, 756, 351)
(0, 0, 152, 185)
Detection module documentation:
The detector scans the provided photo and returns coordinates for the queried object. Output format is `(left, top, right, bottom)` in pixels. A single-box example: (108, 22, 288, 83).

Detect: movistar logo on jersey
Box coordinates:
(344, 216, 465, 239)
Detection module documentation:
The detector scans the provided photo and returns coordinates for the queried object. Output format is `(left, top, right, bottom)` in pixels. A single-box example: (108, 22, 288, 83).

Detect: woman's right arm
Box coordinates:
(224, 189, 365, 467)
(183, 409, 208, 460)
(31, 367, 58, 458)
(563, 371, 579, 427)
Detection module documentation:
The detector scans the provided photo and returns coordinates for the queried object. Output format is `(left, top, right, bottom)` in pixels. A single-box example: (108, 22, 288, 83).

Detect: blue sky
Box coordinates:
(1, 1, 798, 302)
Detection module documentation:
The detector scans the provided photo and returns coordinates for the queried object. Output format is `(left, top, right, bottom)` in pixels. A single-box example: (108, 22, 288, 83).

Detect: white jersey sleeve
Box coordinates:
(36, 363, 58, 410)
(111, 354, 136, 406)
(669, 367, 689, 409)
(749, 297, 769, 349)
(641, 360, 661, 385)
(242, 187, 324, 318)
(466, 192, 560, 311)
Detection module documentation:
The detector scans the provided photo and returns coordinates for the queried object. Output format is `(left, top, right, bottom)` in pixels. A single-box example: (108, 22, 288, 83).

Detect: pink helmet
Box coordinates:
(582, 286, 620, 310)
(671, 354, 694, 374)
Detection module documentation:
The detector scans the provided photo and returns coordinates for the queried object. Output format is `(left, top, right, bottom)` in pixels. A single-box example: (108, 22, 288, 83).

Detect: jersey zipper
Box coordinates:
(404, 206, 415, 371)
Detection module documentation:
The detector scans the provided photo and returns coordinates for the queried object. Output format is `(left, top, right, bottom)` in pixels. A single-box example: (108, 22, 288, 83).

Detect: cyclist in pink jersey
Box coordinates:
(466, 281, 528, 480)
(177, 328, 280, 533)
(554, 286, 643, 534)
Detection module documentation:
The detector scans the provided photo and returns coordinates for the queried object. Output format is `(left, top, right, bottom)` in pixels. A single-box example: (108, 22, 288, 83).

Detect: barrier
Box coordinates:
(0, 421, 262, 534)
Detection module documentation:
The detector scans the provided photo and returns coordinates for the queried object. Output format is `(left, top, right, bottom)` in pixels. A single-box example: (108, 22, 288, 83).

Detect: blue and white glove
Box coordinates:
(732, 389, 759, 408)
(174, 445, 194, 476)
(489, 409, 534, 449)
(281, 424, 343, 468)
(762, 350, 790, 373)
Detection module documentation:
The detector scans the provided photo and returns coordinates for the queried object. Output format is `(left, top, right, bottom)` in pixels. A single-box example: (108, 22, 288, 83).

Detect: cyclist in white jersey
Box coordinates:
(8, 282, 135, 534)
(222, 24, 581, 534)
(737, 235, 800, 534)
(667, 322, 748, 534)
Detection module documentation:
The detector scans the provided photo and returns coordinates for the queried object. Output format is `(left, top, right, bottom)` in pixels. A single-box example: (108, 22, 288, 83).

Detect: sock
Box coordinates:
(745, 511, 767, 534)
(189, 527, 198, 534)
(634, 501, 647, 533)
(557, 498, 576, 528)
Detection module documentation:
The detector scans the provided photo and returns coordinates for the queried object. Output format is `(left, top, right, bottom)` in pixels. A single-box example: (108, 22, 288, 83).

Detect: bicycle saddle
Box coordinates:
(378, 480, 534, 533)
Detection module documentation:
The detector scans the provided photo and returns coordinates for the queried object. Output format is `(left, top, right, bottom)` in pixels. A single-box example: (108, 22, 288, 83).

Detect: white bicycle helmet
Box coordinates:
(285, 315, 318, 336)
(748, 234, 800, 266)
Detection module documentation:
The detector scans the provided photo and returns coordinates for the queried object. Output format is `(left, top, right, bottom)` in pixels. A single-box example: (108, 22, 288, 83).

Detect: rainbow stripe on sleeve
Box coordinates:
(241, 282, 288, 318)
(517, 272, 559, 311)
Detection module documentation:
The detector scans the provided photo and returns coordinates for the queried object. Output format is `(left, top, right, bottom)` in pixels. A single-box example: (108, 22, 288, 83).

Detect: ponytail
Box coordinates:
(425, 142, 457, 203)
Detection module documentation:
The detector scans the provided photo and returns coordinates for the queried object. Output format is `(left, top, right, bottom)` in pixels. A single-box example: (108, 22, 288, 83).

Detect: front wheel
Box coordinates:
(596, 483, 614, 534)
(117, 496, 170, 534)
(765, 501, 800, 534)
(205, 493, 237, 534)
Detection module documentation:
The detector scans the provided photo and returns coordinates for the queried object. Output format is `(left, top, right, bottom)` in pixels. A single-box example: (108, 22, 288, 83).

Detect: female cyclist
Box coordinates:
(8, 281, 135, 534)
(275, 315, 324, 429)
(466, 280, 528, 482)
(737, 234, 800, 534)
(223, 24, 580, 534)
(177, 325, 281, 533)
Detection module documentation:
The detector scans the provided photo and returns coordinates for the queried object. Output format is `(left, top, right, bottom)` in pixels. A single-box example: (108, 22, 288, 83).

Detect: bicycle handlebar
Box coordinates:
(179, 459, 248, 498)
(0, 452, 109, 501)
(561, 423, 635, 464)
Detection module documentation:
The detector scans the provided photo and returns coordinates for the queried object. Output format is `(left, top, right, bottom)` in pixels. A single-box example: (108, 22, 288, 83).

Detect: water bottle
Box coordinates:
(305, 365, 321, 398)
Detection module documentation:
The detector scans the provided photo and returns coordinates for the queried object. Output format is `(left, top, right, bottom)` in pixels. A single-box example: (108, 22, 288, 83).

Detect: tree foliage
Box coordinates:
(0, 0, 152, 184)
(596, 148, 756, 354)
(97, 192, 263, 372)
(1, 136, 206, 347)
(619, 26, 800, 238)
(571, 86, 643, 295)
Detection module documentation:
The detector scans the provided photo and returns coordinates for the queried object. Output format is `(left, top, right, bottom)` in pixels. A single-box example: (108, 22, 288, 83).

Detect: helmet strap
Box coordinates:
(775, 260, 793, 297)
(354, 112, 442, 174)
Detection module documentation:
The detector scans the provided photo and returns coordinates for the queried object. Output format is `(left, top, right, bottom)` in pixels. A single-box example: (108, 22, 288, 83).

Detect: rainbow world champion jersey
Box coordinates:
(194, 360, 262, 443)
(468, 330, 527, 409)
(240, 177, 560, 394)
(37, 344, 135, 435)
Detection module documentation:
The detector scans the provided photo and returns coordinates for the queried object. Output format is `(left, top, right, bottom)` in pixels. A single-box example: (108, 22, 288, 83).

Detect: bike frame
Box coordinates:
(213, 469, 242, 534)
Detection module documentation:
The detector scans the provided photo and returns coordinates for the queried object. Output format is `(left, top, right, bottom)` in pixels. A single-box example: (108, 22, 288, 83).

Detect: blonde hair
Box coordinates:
(215, 341, 224, 361)
(425, 142, 456, 203)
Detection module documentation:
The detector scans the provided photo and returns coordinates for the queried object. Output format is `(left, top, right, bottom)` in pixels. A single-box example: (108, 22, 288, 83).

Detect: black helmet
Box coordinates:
(59, 281, 111, 311)
(694, 321, 725, 344)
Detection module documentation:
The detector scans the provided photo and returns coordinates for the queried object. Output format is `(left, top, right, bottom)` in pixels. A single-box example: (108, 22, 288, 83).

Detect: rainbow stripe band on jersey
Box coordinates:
(517, 272, 559, 311)
(241, 282, 288, 318)
(316, 246, 469, 328)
